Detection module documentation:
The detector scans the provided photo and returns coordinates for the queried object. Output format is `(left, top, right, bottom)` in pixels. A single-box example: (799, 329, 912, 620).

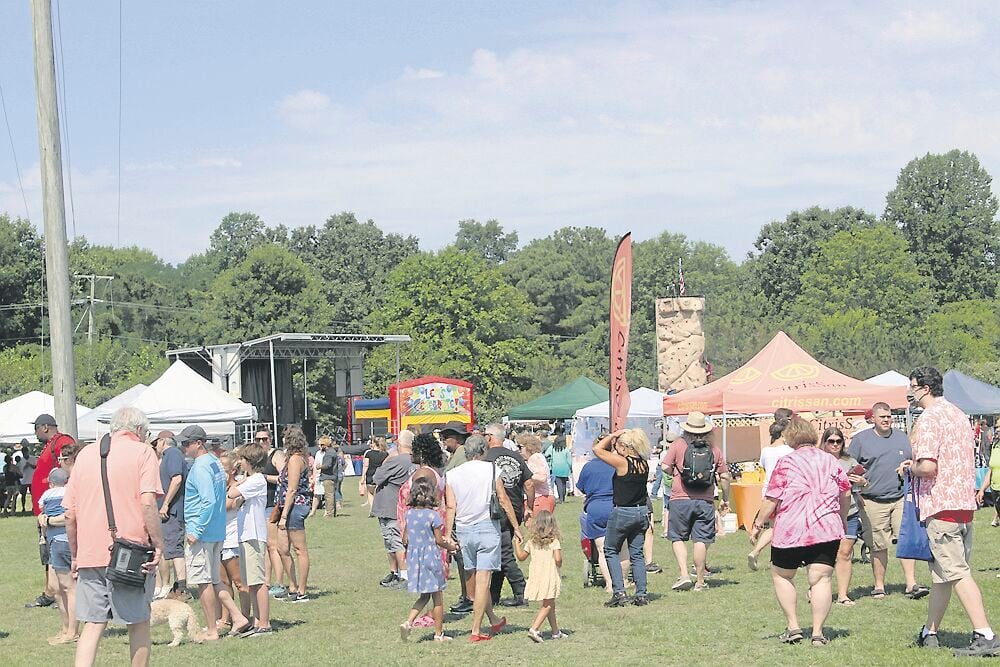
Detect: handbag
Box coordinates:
(99, 434, 155, 587)
(489, 463, 503, 520)
(895, 470, 933, 562)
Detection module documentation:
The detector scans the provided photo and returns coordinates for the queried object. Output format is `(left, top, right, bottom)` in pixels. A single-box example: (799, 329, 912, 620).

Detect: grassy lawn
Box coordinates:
(2, 498, 999, 666)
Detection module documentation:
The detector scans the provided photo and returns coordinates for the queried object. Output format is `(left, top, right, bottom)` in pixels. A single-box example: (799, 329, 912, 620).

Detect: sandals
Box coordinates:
(433, 633, 452, 642)
(812, 635, 829, 646)
(399, 621, 412, 642)
(836, 597, 856, 606)
(871, 588, 886, 600)
(779, 628, 804, 644)
(904, 585, 930, 600)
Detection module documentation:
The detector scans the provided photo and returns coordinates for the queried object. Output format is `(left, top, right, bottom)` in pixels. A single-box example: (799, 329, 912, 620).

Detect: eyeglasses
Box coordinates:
(825, 438, 843, 445)
(254, 437, 270, 442)
(57, 456, 69, 461)
(875, 415, 892, 420)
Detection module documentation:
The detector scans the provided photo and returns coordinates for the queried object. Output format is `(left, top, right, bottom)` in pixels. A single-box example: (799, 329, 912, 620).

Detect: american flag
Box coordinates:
(678, 259, 686, 296)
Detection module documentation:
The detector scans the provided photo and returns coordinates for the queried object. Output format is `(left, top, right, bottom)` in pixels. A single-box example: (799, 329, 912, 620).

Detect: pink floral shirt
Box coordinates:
(766, 446, 850, 548)
(911, 398, 976, 521)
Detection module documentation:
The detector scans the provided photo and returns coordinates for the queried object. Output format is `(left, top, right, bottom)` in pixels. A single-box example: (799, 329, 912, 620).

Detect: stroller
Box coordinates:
(581, 536, 606, 588)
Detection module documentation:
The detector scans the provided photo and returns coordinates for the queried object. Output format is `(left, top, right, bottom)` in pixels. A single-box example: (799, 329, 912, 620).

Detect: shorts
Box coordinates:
(185, 540, 222, 586)
(76, 566, 154, 624)
(221, 547, 240, 561)
(771, 540, 839, 570)
(48, 538, 72, 572)
(378, 518, 404, 553)
(864, 497, 903, 551)
(240, 539, 267, 587)
(161, 513, 185, 560)
(927, 518, 973, 584)
(667, 499, 716, 544)
(286, 503, 309, 531)
(5, 484, 18, 496)
(457, 519, 501, 572)
(844, 514, 861, 541)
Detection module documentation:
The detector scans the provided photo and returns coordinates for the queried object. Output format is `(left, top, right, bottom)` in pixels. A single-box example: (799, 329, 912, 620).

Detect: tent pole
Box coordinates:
(269, 340, 278, 433)
(722, 412, 727, 461)
(303, 358, 308, 420)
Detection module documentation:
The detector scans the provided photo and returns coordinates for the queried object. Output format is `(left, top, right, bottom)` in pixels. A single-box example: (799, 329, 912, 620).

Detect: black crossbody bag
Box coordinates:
(100, 434, 154, 587)
(489, 462, 503, 520)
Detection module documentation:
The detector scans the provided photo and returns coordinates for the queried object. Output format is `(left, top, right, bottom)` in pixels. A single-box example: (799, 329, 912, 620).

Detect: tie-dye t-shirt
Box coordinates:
(766, 446, 851, 548)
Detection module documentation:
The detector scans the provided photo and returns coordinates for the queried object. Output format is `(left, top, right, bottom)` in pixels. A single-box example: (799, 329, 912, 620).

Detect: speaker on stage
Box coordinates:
(303, 419, 317, 445)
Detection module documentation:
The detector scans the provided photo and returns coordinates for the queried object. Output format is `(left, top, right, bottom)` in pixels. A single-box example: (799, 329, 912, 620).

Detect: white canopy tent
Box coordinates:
(865, 370, 909, 386)
(93, 361, 257, 438)
(76, 384, 147, 441)
(573, 387, 668, 455)
(0, 391, 91, 444)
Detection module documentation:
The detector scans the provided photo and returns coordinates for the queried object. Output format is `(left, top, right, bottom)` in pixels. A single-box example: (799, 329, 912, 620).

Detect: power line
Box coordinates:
(0, 79, 31, 220)
(53, 0, 77, 240)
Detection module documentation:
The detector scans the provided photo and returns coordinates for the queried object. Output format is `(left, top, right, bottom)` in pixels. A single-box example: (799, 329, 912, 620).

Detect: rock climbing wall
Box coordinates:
(656, 297, 708, 392)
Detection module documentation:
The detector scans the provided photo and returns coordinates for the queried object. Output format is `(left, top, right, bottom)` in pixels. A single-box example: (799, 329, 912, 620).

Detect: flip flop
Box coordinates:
(836, 598, 856, 606)
(228, 621, 253, 637)
(904, 586, 929, 600)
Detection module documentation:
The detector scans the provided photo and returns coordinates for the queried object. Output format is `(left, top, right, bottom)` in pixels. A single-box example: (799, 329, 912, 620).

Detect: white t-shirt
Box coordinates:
(236, 473, 268, 543)
(224, 507, 239, 550)
(759, 443, 794, 497)
(446, 460, 500, 529)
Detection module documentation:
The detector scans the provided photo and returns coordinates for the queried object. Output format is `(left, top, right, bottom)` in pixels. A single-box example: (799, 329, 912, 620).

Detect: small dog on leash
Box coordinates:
(150, 598, 204, 646)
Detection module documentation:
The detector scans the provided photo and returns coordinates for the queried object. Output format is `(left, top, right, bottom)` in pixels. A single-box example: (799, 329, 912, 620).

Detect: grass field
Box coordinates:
(2, 498, 1000, 666)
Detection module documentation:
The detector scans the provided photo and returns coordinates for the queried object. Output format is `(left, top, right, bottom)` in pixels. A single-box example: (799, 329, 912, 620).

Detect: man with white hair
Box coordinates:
(372, 429, 415, 589)
(63, 406, 164, 667)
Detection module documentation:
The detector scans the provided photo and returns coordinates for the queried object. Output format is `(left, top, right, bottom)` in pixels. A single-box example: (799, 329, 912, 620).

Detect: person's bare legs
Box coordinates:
(807, 563, 834, 638)
(223, 557, 251, 617)
(54, 571, 77, 638)
(750, 527, 773, 559)
(692, 542, 708, 587)
(216, 583, 249, 632)
(431, 591, 445, 636)
(900, 557, 918, 591)
(771, 566, 800, 631)
(406, 593, 431, 625)
(126, 621, 151, 667)
(835, 538, 856, 601)
(955, 576, 990, 628)
(290, 530, 310, 593)
(469, 570, 499, 636)
(530, 598, 550, 631)
(171, 557, 186, 589)
(74, 622, 106, 667)
(547, 599, 560, 634)
(277, 528, 298, 593)
(265, 520, 284, 587)
(672, 540, 689, 580)
(198, 583, 222, 640)
(871, 549, 888, 591)
(926, 582, 953, 633)
(643, 525, 654, 565)
(594, 536, 613, 593)
(217, 564, 233, 626)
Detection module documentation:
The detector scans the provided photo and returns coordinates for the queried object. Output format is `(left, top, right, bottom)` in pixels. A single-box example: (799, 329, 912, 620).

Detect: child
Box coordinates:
(38, 467, 77, 644)
(219, 451, 251, 627)
(228, 442, 272, 636)
(399, 476, 457, 643)
(515, 510, 564, 643)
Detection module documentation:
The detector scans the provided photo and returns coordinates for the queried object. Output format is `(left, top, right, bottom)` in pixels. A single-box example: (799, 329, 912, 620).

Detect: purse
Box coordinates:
(895, 470, 933, 562)
(99, 434, 155, 587)
(489, 462, 503, 520)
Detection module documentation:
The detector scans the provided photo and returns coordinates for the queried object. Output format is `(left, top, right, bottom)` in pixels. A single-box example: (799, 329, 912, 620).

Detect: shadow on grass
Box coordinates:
(0, 631, 9, 639)
(270, 619, 306, 631)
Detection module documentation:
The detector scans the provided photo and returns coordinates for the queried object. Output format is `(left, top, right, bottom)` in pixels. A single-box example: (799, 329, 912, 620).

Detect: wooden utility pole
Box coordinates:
(32, 0, 77, 438)
(75, 274, 114, 344)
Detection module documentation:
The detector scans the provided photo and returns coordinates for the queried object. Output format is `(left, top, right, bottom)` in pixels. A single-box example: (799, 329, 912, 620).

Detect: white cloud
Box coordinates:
(401, 66, 445, 81)
(882, 9, 983, 45)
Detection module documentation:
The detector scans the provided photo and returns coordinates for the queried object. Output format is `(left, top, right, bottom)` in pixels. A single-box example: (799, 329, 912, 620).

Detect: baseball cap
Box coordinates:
(178, 425, 207, 444)
(33, 414, 57, 427)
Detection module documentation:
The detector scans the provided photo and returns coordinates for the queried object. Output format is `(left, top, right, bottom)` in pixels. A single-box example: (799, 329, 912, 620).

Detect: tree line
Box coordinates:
(0, 149, 998, 422)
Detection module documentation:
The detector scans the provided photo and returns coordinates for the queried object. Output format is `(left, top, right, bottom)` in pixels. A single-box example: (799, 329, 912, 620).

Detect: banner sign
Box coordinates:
(610, 233, 633, 431)
(399, 382, 472, 417)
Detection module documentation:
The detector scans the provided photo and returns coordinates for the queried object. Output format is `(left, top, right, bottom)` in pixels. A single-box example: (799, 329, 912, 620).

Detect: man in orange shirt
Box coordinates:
(63, 406, 163, 667)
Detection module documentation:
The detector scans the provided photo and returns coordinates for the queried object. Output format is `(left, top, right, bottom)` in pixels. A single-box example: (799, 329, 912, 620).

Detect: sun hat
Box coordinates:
(681, 411, 713, 434)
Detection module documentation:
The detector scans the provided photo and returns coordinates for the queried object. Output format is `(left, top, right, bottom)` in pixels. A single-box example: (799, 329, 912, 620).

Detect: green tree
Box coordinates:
(454, 219, 519, 263)
(0, 214, 45, 347)
(920, 300, 1000, 371)
(884, 150, 1000, 303)
(366, 248, 541, 420)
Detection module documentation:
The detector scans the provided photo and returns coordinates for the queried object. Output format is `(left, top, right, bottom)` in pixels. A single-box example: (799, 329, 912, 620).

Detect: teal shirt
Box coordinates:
(551, 447, 572, 477)
(183, 453, 227, 542)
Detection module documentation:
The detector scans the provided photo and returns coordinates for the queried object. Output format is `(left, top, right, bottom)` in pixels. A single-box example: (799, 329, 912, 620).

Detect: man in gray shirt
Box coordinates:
(848, 401, 927, 600)
(371, 430, 414, 590)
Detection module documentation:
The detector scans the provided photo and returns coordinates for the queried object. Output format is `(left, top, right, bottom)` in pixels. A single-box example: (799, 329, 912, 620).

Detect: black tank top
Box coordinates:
(613, 456, 649, 507)
(264, 449, 280, 507)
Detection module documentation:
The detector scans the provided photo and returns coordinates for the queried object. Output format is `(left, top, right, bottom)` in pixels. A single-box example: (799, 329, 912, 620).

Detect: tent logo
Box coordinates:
(730, 367, 762, 385)
(771, 364, 820, 381)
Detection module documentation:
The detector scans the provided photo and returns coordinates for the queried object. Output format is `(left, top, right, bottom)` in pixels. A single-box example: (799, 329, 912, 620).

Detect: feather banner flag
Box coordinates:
(609, 233, 633, 431)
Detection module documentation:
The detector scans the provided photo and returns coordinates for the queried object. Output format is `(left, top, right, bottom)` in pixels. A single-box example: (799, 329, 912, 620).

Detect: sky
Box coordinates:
(1, 1, 998, 264)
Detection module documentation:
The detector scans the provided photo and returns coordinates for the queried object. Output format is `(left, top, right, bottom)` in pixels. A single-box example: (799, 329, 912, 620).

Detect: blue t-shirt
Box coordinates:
(39, 486, 68, 541)
(158, 446, 186, 517)
(184, 453, 227, 542)
(576, 458, 615, 510)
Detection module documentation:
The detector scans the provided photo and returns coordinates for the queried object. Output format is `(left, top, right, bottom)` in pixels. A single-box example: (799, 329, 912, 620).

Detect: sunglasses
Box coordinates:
(825, 438, 843, 445)
(254, 437, 270, 442)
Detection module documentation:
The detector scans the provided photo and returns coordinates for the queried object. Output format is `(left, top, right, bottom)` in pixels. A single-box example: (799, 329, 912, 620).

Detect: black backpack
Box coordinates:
(679, 438, 715, 490)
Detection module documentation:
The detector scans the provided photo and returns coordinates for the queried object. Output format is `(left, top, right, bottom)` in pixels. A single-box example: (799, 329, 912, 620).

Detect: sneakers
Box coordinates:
(268, 585, 288, 598)
(645, 562, 663, 574)
(500, 596, 528, 607)
(285, 592, 309, 603)
(550, 631, 567, 640)
(25, 594, 55, 608)
(379, 573, 399, 588)
(450, 597, 473, 614)
(604, 592, 629, 607)
(632, 594, 650, 606)
(672, 578, 694, 591)
(694, 582, 710, 592)
(953, 632, 1000, 657)
(528, 628, 544, 643)
(917, 627, 940, 649)
(747, 553, 759, 571)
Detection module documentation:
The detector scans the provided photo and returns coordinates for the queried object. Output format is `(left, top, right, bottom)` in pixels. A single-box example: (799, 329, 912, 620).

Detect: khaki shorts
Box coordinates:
(185, 540, 222, 586)
(240, 539, 267, 587)
(927, 519, 973, 584)
(76, 566, 154, 624)
(864, 497, 903, 552)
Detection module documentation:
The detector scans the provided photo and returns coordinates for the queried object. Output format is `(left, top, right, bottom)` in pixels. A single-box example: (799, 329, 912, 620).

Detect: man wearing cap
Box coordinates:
(440, 421, 473, 612)
(26, 414, 75, 609)
(180, 425, 251, 639)
(154, 431, 188, 601)
(662, 411, 730, 592)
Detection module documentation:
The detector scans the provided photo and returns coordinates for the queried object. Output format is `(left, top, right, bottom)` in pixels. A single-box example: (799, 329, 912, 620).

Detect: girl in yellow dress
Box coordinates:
(514, 510, 564, 642)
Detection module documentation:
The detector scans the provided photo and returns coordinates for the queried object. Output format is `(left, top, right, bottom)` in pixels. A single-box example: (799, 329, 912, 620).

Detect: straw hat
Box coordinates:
(682, 411, 713, 434)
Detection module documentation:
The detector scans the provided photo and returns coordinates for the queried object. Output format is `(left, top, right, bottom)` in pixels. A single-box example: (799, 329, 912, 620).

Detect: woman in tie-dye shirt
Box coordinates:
(751, 417, 851, 647)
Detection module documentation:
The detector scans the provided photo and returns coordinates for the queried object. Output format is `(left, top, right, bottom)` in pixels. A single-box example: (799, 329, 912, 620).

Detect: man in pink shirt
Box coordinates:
(903, 366, 998, 657)
(63, 407, 163, 667)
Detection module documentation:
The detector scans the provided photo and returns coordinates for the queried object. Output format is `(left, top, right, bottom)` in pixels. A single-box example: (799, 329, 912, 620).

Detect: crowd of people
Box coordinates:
(9, 364, 1000, 661)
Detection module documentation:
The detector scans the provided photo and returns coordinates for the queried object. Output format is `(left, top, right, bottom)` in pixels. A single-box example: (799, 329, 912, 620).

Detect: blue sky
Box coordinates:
(1, 1, 998, 264)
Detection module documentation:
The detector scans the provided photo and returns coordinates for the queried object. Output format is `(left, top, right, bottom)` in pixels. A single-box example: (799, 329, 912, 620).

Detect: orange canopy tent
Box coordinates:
(663, 331, 907, 416)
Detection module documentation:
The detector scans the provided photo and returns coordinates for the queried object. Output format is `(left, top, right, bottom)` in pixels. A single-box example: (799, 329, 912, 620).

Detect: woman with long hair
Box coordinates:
(751, 417, 851, 646)
(273, 425, 313, 602)
(550, 435, 573, 503)
(520, 435, 555, 514)
(821, 426, 869, 606)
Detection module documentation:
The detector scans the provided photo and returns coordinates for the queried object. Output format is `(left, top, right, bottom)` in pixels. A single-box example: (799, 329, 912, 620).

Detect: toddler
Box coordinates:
(515, 509, 564, 643)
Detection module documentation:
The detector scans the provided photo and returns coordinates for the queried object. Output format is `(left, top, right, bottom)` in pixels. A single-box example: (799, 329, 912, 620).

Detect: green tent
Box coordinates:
(507, 376, 609, 420)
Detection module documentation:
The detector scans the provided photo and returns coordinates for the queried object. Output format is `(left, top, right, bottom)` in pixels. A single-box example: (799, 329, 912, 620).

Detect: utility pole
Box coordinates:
(32, 0, 77, 438)
(75, 274, 114, 344)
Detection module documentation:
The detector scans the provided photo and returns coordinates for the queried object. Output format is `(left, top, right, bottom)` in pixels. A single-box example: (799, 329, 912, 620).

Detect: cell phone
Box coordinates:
(850, 464, 865, 476)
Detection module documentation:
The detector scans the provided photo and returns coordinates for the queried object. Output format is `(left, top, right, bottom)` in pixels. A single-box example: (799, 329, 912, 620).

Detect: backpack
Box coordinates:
(679, 438, 715, 490)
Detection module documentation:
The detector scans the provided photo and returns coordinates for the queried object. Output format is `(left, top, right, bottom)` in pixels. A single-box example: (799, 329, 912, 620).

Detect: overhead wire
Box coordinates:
(0, 79, 31, 220)
(53, 0, 76, 240)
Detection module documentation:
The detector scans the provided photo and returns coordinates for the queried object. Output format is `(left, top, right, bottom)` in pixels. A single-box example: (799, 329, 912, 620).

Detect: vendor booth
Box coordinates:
(0, 391, 91, 444)
(573, 387, 667, 456)
(77, 384, 147, 440)
(507, 376, 608, 421)
(388, 376, 474, 433)
(944, 370, 1000, 415)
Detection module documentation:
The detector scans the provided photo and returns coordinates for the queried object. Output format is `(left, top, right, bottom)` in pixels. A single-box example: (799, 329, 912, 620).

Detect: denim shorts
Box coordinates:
(457, 519, 501, 572)
(48, 538, 72, 572)
(844, 513, 861, 541)
(286, 503, 309, 531)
